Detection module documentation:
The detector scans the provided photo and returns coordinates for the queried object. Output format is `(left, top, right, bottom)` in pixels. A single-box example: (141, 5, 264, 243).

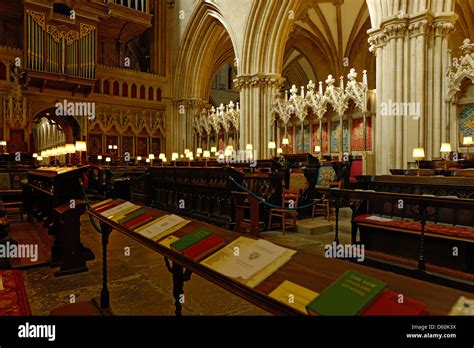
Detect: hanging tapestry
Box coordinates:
(351, 117, 372, 151)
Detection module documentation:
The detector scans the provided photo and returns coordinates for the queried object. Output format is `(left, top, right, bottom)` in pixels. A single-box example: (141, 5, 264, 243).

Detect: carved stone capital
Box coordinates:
(433, 21, 455, 36)
(408, 19, 431, 37)
(383, 23, 407, 39)
(368, 31, 387, 55)
(234, 74, 285, 91)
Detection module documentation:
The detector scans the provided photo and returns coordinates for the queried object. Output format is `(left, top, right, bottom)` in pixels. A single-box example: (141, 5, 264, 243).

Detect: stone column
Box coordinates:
(235, 74, 284, 159)
(431, 20, 455, 158)
(369, 12, 455, 174)
(169, 99, 205, 155)
(151, 0, 169, 75)
(368, 32, 386, 175)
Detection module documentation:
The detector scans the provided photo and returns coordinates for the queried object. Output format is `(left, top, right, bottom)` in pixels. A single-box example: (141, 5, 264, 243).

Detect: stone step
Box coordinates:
(296, 218, 333, 235)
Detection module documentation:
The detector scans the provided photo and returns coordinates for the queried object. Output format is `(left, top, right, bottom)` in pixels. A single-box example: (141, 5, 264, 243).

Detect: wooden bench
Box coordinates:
(316, 188, 474, 287)
(354, 192, 474, 273)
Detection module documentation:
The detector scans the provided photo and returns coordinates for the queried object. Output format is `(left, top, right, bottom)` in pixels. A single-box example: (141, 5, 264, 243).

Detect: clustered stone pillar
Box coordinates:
(170, 99, 205, 155)
(235, 74, 285, 159)
(369, 12, 455, 174)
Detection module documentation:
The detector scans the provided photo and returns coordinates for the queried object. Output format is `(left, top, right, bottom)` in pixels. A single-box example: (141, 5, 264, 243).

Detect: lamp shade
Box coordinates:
(33, 153, 38, 158)
(171, 153, 179, 161)
(463, 136, 473, 145)
(224, 149, 233, 157)
(159, 153, 165, 160)
(314, 145, 321, 153)
(196, 148, 203, 154)
(162, 157, 167, 163)
(108, 145, 113, 150)
(137, 156, 142, 161)
(41, 151, 47, 158)
(203, 150, 211, 158)
(66, 144, 76, 154)
(413, 148, 425, 159)
(58, 146, 66, 155)
(268, 141, 276, 149)
(105, 157, 111, 162)
(75, 141, 87, 152)
(148, 154, 155, 160)
(210, 147, 217, 153)
(184, 149, 190, 154)
(37, 156, 43, 161)
(277, 148, 283, 154)
(440, 143, 452, 153)
(246, 144, 253, 151)
(226, 145, 234, 151)
(146, 158, 150, 163)
(97, 155, 103, 160)
(282, 137, 289, 145)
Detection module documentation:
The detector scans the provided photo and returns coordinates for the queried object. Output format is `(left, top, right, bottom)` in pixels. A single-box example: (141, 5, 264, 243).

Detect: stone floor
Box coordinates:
(22, 212, 352, 316)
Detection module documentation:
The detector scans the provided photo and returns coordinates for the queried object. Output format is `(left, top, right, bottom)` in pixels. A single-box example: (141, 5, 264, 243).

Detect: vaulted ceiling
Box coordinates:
(283, 0, 375, 90)
(451, 0, 474, 53)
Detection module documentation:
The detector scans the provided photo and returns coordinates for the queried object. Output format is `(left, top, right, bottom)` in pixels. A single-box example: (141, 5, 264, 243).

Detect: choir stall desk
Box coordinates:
(88, 199, 474, 316)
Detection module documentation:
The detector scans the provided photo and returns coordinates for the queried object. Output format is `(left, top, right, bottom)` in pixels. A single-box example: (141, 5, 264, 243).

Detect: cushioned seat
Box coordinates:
(349, 159, 363, 183)
(354, 214, 474, 240)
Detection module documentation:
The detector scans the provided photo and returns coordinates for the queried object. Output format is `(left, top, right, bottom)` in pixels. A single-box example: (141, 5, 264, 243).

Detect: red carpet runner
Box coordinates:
(0, 270, 32, 315)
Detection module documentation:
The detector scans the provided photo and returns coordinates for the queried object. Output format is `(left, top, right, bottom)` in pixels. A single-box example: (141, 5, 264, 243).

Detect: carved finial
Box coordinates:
(325, 75, 335, 89)
(347, 68, 357, 81)
(290, 84, 298, 96)
(460, 38, 474, 54)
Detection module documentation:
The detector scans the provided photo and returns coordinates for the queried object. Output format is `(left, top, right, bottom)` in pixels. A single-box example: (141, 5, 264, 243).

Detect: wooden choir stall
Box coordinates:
(23, 166, 94, 276)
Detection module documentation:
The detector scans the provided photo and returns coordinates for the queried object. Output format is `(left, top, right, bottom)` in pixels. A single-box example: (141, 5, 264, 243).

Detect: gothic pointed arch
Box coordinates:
(173, 2, 238, 101)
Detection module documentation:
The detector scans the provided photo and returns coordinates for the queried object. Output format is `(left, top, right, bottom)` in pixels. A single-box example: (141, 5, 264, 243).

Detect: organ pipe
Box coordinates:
(25, 10, 96, 78)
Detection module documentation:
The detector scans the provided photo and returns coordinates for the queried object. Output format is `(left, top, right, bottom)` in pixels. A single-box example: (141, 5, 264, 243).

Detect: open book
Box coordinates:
(201, 237, 296, 288)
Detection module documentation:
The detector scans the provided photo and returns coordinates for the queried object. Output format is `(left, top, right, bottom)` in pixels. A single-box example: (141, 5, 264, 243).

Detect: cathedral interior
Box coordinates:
(0, 0, 474, 343)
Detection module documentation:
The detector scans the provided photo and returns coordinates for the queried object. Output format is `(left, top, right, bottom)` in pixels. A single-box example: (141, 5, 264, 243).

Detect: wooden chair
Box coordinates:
(268, 189, 299, 234)
(312, 196, 331, 221)
(312, 165, 341, 221)
(312, 181, 342, 221)
(232, 191, 262, 237)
